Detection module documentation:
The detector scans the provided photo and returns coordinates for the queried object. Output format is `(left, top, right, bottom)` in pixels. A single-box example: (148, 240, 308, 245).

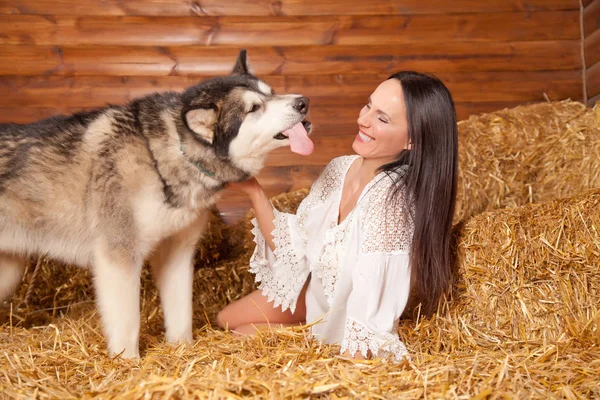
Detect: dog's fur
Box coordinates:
(0, 50, 310, 358)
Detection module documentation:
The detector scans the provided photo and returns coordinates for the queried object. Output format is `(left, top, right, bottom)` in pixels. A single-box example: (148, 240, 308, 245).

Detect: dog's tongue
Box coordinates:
(283, 122, 314, 155)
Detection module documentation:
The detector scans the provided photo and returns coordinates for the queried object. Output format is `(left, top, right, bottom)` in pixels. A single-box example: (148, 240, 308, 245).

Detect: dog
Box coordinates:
(0, 50, 313, 358)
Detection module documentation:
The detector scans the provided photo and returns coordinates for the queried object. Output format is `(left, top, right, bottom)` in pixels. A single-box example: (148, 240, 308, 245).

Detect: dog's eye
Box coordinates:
(249, 104, 261, 113)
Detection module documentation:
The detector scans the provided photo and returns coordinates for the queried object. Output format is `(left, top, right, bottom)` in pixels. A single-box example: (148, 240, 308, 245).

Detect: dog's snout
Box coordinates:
(293, 97, 309, 114)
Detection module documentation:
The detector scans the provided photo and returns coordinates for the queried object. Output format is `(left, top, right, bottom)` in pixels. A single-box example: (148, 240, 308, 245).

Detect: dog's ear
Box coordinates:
(183, 105, 218, 145)
(231, 49, 251, 76)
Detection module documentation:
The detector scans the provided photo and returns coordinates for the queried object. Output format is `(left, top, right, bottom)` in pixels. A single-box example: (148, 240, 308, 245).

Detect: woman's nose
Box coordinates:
(357, 111, 370, 127)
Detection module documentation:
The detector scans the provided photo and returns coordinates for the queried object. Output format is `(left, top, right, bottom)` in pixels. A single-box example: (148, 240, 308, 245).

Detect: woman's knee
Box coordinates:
(216, 288, 307, 330)
(216, 309, 226, 329)
(216, 290, 265, 330)
(216, 304, 235, 329)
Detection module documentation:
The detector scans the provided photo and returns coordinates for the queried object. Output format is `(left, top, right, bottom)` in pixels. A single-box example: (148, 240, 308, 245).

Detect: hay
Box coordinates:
(2, 101, 600, 398)
(452, 189, 600, 345)
(2, 189, 600, 398)
(455, 100, 600, 222)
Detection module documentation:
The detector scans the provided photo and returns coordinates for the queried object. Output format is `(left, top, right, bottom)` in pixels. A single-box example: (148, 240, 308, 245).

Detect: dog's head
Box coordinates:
(180, 50, 313, 175)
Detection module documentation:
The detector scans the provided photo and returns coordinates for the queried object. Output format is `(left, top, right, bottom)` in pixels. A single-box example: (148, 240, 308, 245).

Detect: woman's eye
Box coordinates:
(378, 116, 389, 123)
(249, 104, 261, 113)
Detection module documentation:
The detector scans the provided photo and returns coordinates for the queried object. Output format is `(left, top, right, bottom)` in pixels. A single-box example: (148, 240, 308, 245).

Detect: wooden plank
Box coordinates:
(584, 0, 600, 37)
(0, 100, 523, 128)
(0, 42, 582, 77)
(583, 0, 596, 8)
(585, 29, 600, 67)
(586, 60, 600, 99)
(0, 45, 61, 75)
(588, 92, 600, 107)
(0, 0, 580, 17)
(0, 101, 524, 127)
(0, 75, 216, 108)
(0, 13, 580, 47)
(0, 70, 582, 108)
(279, 71, 583, 102)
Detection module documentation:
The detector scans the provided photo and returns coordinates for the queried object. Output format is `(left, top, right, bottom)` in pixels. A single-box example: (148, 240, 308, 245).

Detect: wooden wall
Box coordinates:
(0, 0, 583, 222)
(585, 0, 600, 105)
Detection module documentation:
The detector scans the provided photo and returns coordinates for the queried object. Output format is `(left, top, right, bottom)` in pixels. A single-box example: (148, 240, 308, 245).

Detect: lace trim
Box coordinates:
(249, 210, 309, 313)
(340, 318, 410, 364)
(296, 156, 357, 238)
(360, 168, 414, 255)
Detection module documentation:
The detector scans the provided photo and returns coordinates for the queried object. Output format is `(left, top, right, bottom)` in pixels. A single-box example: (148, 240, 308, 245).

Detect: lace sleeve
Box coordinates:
(249, 209, 309, 313)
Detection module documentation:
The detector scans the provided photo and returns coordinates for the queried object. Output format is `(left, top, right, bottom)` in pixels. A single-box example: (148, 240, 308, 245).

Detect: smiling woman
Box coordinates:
(353, 78, 411, 157)
(217, 71, 458, 363)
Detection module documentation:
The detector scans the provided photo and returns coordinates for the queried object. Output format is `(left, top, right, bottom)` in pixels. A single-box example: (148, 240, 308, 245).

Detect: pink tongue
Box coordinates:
(283, 122, 314, 155)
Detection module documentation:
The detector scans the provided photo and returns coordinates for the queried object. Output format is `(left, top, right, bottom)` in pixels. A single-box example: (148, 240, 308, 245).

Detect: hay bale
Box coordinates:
(455, 100, 600, 222)
(450, 188, 600, 344)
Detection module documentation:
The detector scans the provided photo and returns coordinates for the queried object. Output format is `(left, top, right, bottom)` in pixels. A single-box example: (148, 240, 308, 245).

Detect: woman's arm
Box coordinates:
(227, 178, 276, 252)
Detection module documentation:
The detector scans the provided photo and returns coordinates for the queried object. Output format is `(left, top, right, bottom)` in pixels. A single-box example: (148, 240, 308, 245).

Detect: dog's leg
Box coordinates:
(150, 211, 209, 344)
(92, 241, 142, 358)
(0, 252, 26, 303)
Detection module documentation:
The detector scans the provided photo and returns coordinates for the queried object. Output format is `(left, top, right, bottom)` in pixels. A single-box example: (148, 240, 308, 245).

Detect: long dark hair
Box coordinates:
(380, 71, 458, 317)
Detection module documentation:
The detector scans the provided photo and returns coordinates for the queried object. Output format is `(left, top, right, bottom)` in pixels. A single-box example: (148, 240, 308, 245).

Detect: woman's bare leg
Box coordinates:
(217, 283, 307, 332)
(231, 322, 302, 335)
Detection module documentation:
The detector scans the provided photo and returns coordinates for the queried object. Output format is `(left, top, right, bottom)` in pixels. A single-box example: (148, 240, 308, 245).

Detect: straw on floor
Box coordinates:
(1, 100, 599, 399)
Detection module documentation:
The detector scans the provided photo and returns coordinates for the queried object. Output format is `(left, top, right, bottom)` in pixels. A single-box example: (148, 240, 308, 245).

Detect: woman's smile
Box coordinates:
(357, 130, 375, 143)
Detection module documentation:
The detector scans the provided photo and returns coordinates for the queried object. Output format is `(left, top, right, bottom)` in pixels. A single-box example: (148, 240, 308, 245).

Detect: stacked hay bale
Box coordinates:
(455, 100, 600, 222)
(451, 190, 600, 345)
(1, 101, 599, 398)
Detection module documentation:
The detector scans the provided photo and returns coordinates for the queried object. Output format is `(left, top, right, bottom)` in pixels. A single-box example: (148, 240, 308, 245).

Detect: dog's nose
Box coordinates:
(293, 97, 309, 114)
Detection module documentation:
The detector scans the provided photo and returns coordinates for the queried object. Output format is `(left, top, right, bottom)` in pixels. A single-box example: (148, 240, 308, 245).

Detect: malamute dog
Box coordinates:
(0, 50, 313, 358)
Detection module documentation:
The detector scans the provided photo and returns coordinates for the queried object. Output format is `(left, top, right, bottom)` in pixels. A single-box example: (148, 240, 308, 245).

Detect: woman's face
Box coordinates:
(352, 79, 410, 164)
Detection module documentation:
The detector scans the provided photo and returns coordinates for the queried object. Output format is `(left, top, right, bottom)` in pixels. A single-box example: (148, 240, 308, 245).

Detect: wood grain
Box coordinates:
(584, 0, 600, 37)
(0, 0, 580, 16)
(588, 92, 600, 107)
(0, 42, 581, 76)
(587, 61, 600, 99)
(0, 101, 525, 127)
(0, 70, 581, 109)
(585, 29, 600, 67)
(583, 0, 596, 8)
(0, 13, 580, 47)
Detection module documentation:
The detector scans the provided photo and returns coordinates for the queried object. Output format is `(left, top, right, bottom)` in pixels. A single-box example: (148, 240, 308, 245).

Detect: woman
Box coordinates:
(217, 71, 458, 362)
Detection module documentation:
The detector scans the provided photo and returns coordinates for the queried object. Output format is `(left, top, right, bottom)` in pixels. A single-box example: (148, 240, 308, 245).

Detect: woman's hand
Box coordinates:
(227, 177, 276, 251)
(226, 177, 263, 199)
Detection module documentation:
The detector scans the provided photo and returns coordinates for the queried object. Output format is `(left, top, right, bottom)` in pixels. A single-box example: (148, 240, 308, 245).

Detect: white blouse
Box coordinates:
(249, 155, 413, 363)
